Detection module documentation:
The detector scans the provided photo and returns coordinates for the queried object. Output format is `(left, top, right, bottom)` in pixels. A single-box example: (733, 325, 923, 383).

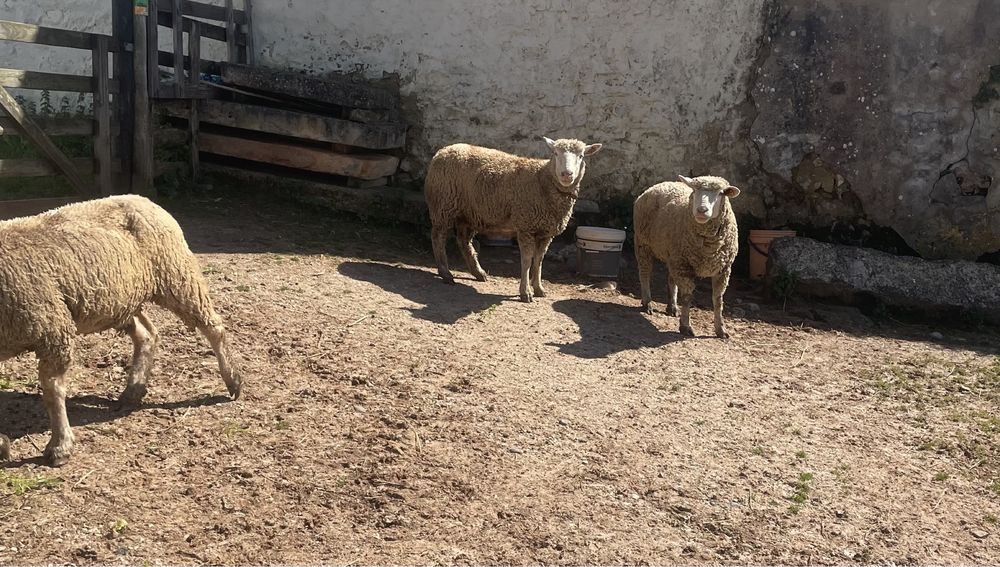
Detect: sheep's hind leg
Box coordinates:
(431, 223, 456, 284)
(531, 236, 553, 297)
(636, 244, 654, 314)
(119, 310, 159, 404)
(37, 344, 75, 466)
(712, 268, 731, 339)
(456, 223, 487, 282)
(516, 232, 535, 302)
(676, 276, 697, 337)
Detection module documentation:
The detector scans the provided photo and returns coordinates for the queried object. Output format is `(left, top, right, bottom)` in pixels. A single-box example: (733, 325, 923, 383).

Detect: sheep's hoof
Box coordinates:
(641, 303, 654, 315)
(43, 444, 72, 467)
(666, 306, 678, 317)
(0, 434, 10, 461)
(679, 325, 695, 337)
(716, 327, 730, 339)
(520, 293, 533, 303)
(473, 271, 488, 282)
(227, 371, 243, 400)
(533, 287, 546, 298)
(439, 271, 456, 284)
(118, 383, 148, 406)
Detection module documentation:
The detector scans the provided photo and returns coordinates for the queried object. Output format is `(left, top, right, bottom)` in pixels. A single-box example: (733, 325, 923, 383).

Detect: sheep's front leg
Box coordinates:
(517, 232, 535, 302)
(119, 312, 158, 405)
(0, 434, 9, 460)
(666, 271, 678, 317)
(712, 268, 731, 339)
(636, 244, 654, 314)
(531, 236, 553, 298)
(431, 223, 455, 284)
(37, 346, 75, 466)
(675, 275, 697, 337)
(457, 223, 487, 282)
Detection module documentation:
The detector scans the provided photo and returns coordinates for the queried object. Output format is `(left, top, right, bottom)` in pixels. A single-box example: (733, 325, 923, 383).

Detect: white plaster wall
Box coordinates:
(253, 0, 770, 199)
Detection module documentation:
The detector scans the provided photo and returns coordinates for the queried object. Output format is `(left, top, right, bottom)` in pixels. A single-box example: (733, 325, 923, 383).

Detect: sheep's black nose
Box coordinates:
(697, 206, 709, 214)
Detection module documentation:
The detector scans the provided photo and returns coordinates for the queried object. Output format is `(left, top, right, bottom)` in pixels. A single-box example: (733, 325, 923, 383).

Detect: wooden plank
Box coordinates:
(0, 157, 120, 177)
(0, 86, 90, 194)
(203, 163, 427, 225)
(0, 20, 117, 52)
(172, 0, 184, 98)
(243, 0, 255, 66)
(134, 5, 155, 196)
(113, 0, 135, 191)
(157, 50, 219, 75)
(220, 63, 399, 111)
(157, 1, 246, 24)
(198, 132, 400, 180)
(225, 0, 238, 63)
(0, 197, 82, 220)
(0, 117, 94, 136)
(92, 35, 112, 196)
(160, 99, 406, 149)
(0, 68, 116, 92)
(156, 11, 237, 44)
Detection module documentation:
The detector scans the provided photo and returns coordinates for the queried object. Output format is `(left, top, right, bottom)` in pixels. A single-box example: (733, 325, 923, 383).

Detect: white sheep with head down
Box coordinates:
(0, 195, 242, 466)
(633, 175, 741, 338)
(424, 136, 603, 302)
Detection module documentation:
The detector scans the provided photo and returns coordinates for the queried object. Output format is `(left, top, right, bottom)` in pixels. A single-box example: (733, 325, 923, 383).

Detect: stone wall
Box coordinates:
(5, 0, 999, 259)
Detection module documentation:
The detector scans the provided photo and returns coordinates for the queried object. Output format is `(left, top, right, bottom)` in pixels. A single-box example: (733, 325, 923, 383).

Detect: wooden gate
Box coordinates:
(0, 2, 135, 219)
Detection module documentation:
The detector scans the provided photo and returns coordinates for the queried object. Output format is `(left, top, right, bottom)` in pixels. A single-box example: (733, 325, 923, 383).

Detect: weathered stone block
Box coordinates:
(766, 237, 1000, 323)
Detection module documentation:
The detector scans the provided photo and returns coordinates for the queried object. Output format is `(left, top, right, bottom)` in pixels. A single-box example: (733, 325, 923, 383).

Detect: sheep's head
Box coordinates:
(543, 136, 603, 188)
(679, 175, 740, 224)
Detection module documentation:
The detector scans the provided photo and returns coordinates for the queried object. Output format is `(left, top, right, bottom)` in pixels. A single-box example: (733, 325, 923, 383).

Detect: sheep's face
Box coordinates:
(544, 137, 603, 188)
(679, 175, 741, 224)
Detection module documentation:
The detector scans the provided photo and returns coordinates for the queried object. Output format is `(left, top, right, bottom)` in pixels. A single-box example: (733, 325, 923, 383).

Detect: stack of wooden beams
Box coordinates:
(163, 62, 406, 186)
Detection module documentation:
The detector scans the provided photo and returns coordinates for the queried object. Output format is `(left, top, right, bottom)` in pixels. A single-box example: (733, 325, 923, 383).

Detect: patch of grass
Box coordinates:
(990, 478, 1000, 496)
(0, 470, 62, 495)
(235, 285, 251, 292)
(752, 446, 768, 456)
(933, 472, 950, 482)
(110, 518, 128, 535)
(985, 513, 999, 525)
(202, 265, 221, 275)
(788, 472, 814, 513)
(771, 270, 798, 304)
(0, 374, 32, 390)
(475, 302, 500, 320)
(274, 420, 291, 431)
(221, 421, 249, 438)
(795, 450, 807, 460)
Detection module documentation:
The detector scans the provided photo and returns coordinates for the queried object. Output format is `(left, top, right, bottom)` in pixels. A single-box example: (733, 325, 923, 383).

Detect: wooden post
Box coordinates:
(146, 0, 158, 96)
(0, 86, 91, 195)
(92, 35, 112, 196)
(132, 0, 155, 196)
(112, 0, 135, 192)
(188, 20, 200, 180)
(243, 0, 254, 65)
(171, 0, 183, 97)
(225, 0, 238, 63)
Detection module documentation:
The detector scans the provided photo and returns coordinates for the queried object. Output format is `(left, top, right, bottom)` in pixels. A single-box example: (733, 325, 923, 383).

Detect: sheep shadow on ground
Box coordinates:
(0, 391, 232, 467)
(337, 261, 513, 325)
(548, 298, 703, 358)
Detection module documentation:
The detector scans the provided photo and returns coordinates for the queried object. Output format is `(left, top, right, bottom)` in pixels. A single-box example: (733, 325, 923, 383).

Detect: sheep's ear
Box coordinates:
(542, 136, 557, 151)
(583, 143, 603, 156)
(724, 185, 741, 198)
(677, 175, 695, 185)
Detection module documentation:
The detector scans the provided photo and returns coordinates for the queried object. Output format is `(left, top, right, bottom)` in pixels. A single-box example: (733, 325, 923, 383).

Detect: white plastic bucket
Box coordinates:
(576, 226, 626, 278)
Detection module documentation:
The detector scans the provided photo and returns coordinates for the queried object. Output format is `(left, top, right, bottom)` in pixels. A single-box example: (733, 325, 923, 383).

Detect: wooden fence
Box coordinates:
(0, 14, 126, 218)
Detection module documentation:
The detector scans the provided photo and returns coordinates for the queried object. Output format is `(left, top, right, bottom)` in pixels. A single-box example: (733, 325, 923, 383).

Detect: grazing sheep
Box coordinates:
(633, 175, 741, 338)
(0, 195, 242, 466)
(425, 136, 603, 302)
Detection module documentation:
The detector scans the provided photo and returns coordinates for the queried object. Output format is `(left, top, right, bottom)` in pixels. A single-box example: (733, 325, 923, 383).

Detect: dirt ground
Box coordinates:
(1, 190, 999, 565)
